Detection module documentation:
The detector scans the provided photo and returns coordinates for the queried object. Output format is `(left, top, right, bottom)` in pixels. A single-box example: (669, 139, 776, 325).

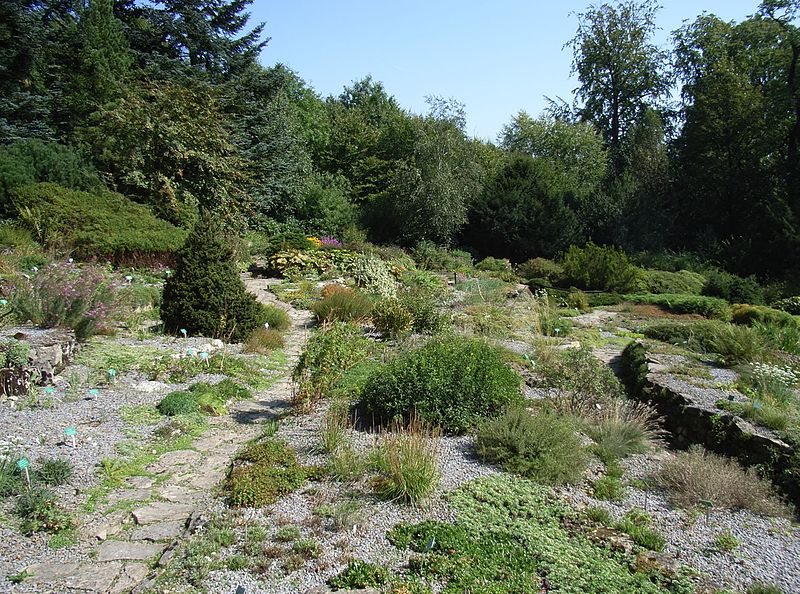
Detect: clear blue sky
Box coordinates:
(253, 1, 758, 141)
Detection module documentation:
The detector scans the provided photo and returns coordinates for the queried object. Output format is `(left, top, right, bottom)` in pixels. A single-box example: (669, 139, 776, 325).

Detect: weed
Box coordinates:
(318, 403, 350, 454)
(593, 475, 626, 501)
(120, 404, 162, 425)
(586, 506, 613, 524)
(714, 530, 740, 552)
(35, 458, 74, 486)
(14, 487, 73, 534)
(311, 287, 374, 323)
(329, 559, 390, 589)
(327, 441, 367, 482)
(275, 525, 301, 542)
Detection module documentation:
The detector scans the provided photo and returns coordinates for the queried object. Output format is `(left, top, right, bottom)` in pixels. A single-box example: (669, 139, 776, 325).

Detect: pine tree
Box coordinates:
(161, 213, 264, 342)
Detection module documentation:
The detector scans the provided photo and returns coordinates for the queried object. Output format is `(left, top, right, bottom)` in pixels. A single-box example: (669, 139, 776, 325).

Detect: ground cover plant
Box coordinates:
(358, 336, 522, 433)
(226, 439, 309, 507)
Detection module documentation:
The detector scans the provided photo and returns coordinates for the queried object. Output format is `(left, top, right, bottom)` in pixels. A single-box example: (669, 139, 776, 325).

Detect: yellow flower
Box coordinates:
(306, 236, 321, 248)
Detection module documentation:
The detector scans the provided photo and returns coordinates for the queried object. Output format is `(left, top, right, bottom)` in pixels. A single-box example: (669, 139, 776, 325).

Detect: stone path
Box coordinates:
(23, 276, 312, 593)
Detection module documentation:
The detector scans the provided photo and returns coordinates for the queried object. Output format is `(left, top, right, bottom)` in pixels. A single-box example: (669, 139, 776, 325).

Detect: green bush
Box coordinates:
(353, 254, 398, 298)
(293, 323, 371, 409)
(625, 293, 730, 319)
(517, 257, 565, 284)
(14, 486, 73, 534)
(638, 269, 706, 295)
(372, 298, 413, 338)
(359, 337, 522, 433)
(157, 390, 200, 416)
(412, 241, 472, 271)
(400, 290, 448, 334)
(730, 304, 798, 329)
(226, 439, 307, 507)
(566, 291, 589, 311)
(262, 232, 314, 258)
(161, 214, 264, 342)
(260, 304, 291, 331)
(400, 268, 445, 292)
(0, 223, 37, 249)
(310, 287, 373, 323)
(1, 340, 30, 368)
(0, 456, 22, 497)
(702, 269, 764, 305)
(562, 242, 641, 293)
(11, 183, 185, 263)
(772, 296, 800, 315)
(476, 407, 588, 485)
(476, 256, 512, 273)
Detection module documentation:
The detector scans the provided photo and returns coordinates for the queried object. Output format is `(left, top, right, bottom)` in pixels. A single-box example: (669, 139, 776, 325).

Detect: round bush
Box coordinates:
(358, 337, 522, 433)
(157, 390, 199, 416)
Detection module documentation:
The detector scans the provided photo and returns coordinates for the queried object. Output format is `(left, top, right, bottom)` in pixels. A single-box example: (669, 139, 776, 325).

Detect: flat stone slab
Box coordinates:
(64, 562, 123, 591)
(158, 484, 203, 503)
(97, 541, 164, 562)
(110, 562, 150, 593)
(147, 449, 202, 473)
(132, 502, 195, 525)
(125, 476, 155, 489)
(24, 562, 81, 583)
(108, 488, 152, 504)
(128, 520, 185, 542)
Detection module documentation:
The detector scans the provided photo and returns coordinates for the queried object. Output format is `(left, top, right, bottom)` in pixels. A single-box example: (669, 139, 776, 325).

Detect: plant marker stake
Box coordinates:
(44, 387, 55, 395)
(200, 351, 209, 367)
(65, 427, 77, 448)
(0, 299, 7, 306)
(88, 388, 100, 399)
(180, 328, 187, 339)
(107, 368, 117, 383)
(17, 458, 30, 487)
(187, 347, 195, 357)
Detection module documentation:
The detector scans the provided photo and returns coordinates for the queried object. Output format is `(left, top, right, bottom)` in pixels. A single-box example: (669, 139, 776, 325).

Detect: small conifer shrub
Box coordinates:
(161, 214, 264, 342)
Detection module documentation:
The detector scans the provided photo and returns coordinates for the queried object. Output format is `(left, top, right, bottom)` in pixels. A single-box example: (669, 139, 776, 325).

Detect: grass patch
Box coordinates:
(243, 327, 285, 354)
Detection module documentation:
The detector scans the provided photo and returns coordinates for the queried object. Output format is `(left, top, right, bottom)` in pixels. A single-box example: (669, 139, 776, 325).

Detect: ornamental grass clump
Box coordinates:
(7, 261, 119, 340)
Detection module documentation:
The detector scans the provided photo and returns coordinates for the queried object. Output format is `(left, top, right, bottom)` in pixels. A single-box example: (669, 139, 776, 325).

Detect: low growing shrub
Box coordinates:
(476, 407, 588, 485)
(517, 257, 564, 284)
(7, 262, 119, 340)
(157, 390, 200, 416)
(702, 269, 764, 305)
(227, 439, 307, 507)
(730, 304, 798, 329)
(359, 337, 522, 433)
(412, 241, 472, 271)
(624, 293, 730, 319)
(329, 560, 389, 589)
(476, 256, 512, 273)
(654, 446, 789, 517)
(562, 242, 642, 293)
(260, 304, 291, 331)
(353, 254, 397, 298)
(372, 298, 413, 338)
(638, 269, 706, 295)
(14, 486, 73, 534)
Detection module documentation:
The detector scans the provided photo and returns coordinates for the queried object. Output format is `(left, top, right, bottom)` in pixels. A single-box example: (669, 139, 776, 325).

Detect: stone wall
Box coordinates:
(0, 327, 78, 399)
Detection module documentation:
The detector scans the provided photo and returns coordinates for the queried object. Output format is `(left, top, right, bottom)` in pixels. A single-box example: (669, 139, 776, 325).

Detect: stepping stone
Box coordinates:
(129, 520, 185, 542)
(110, 563, 150, 593)
(24, 562, 81, 583)
(64, 562, 123, 591)
(125, 476, 155, 489)
(158, 485, 203, 503)
(146, 449, 202, 474)
(96, 541, 164, 562)
(132, 502, 195, 525)
(108, 488, 152, 504)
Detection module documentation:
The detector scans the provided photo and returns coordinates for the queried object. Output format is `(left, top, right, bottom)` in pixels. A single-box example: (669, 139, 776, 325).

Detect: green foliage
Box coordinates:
(702, 269, 764, 305)
(412, 240, 472, 271)
(731, 304, 798, 329)
(227, 439, 307, 507)
(353, 253, 398, 298)
(0, 456, 22, 497)
(161, 215, 264, 342)
(517, 257, 565, 283)
(157, 391, 200, 417)
(638, 269, 706, 295)
(747, 584, 785, 594)
(476, 407, 588, 485)
(586, 506, 613, 524)
(293, 322, 371, 409)
(616, 509, 665, 551)
(268, 248, 359, 278)
(11, 183, 186, 262)
(1, 340, 30, 368)
(372, 298, 413, 338)
(0, 140, 104, 211)
(261, 305, 291, 332)
(592, 475, 625, 501)
(562, 242, 642, 292)
(0, 223, 36, 250)
(328, 560, 389, 589)
(714, 530, 740, 552)
(566, 291, 590, 310)
(466, 155, 582, 261)
(625, 293, 730, 319)
(399, 290, 448, 334)
(310, 287, 373, 323)
(359, 337, 522, 433)
(476, 256, 512, 273)
(14, 487, 73, 535)
(390, 475, 691, 593)
(35, 459, 74, 486)
(772, 296, 800, 315)
(586, 418, 656, 460)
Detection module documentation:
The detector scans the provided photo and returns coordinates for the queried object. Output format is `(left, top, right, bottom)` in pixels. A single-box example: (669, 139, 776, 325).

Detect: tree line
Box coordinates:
(1, 0, 798, 279)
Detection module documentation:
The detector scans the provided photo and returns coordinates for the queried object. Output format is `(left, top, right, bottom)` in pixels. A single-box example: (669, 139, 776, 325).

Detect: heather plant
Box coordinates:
(7, 262, 119, 340)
